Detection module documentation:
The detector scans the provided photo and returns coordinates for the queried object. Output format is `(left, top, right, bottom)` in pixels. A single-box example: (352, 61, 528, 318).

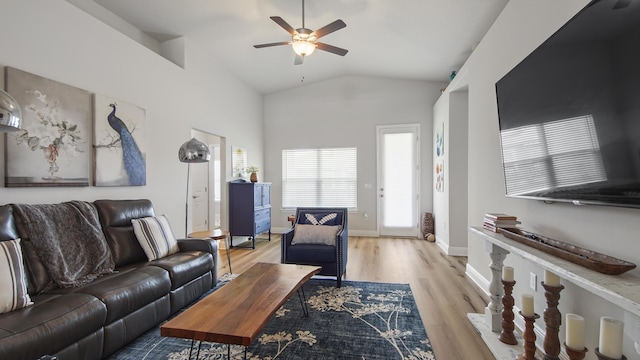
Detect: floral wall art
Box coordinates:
(435, 122, 444, 192)
(5, 67, 91, 187)
(94, 94, 146, 186)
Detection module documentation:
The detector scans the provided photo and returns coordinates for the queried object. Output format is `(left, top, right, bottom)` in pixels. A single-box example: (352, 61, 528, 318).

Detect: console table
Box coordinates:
(468, 226, 640, 359)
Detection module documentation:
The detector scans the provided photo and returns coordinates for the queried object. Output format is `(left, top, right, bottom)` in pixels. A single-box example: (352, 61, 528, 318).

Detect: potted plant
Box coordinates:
(245, 166, 259, 183)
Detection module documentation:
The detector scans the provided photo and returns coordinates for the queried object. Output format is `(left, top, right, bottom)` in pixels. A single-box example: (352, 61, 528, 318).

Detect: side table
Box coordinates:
(188, 229, 232, 274)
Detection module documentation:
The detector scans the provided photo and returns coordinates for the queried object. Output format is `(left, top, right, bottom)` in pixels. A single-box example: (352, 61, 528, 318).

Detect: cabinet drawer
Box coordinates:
(255, 208, 270, 222)
(254, 208, 270, 234)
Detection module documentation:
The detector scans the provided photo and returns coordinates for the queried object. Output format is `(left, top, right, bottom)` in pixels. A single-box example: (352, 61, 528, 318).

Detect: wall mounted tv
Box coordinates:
(495, 0, 640, 209)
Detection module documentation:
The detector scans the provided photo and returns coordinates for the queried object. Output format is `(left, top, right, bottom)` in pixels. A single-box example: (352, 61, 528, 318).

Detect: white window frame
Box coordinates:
(282, 147, 357, 210)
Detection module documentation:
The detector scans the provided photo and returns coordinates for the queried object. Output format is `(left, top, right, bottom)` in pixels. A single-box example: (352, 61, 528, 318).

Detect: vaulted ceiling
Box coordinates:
(69, 0, 509, 94)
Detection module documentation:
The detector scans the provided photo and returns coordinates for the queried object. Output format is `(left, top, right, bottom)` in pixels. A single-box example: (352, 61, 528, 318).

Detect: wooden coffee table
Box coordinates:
(160, 262, 321, 359)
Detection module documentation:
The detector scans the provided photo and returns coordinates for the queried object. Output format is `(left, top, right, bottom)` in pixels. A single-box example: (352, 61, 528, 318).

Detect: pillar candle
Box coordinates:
(566, 313, 585, 350)
(502, 266, 514, 282)
(599, 317, 624, 359)
(544, 270, 561, 286)
(521, 294, 534, 317)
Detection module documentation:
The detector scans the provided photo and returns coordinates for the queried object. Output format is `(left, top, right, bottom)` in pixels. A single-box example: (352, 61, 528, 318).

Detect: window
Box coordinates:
(282, 147, 357, 208)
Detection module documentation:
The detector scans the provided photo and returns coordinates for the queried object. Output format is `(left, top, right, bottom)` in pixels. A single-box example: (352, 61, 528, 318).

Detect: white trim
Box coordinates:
(465, 263, 490, 297)
(436, 236, 468, 256)
(349, 230, 380, 237)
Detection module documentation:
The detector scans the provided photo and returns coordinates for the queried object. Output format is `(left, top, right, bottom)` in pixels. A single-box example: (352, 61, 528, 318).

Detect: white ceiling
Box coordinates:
(71, 0, 508, 94)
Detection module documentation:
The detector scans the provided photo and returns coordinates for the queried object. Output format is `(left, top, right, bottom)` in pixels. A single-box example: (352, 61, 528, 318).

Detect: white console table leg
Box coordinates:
(485, 240, 510, 332)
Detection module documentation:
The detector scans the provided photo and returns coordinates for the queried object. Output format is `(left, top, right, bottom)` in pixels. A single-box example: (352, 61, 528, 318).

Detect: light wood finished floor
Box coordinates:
(222, 235, 495, 360)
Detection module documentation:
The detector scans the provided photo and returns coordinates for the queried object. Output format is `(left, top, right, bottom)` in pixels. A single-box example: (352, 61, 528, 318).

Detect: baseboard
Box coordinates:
(267, 228, 380, 238)
(465, 263, 490, 298)
(348, 230, 379, 237)
(435, 237, 468, 256)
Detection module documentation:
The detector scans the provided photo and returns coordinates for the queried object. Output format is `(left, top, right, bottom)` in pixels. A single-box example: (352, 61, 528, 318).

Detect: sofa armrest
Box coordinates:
(281, 227, 295, 263)
(177, 238, 219, 286)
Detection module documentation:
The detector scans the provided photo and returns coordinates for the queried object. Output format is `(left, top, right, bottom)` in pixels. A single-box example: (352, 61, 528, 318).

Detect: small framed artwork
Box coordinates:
(93, 94, 147, 186)
(4, 67, 91, 187)
(232, 146, 247, 178)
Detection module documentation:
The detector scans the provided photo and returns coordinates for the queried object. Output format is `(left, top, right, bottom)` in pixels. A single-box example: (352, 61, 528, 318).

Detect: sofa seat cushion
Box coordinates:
(287, 243, 337, 264)
(149, 251, 213, 291)
(51, 266, 171, 324)
(0, 293, 106, 360)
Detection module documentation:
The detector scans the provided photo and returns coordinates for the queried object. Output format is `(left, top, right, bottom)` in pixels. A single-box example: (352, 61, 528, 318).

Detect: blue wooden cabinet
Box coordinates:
(229, 181, 271, 249)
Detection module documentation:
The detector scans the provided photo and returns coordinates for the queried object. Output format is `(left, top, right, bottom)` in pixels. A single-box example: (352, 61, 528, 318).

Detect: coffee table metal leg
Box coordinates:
(224, 234, 232, 274)
(196, 341, 202, 359)
(297, 287, 310, 317)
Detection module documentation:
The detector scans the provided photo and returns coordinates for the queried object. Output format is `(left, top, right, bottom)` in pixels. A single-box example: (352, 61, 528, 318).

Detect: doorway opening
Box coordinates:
(188, 129, 226, 235)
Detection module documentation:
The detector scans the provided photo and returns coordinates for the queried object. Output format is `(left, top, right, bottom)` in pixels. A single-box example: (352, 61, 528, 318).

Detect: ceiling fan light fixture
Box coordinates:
(292, 40, 316, 56)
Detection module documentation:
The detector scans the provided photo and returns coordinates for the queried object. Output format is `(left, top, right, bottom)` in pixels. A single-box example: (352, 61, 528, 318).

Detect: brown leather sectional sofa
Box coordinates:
(0, 199, 219, 360)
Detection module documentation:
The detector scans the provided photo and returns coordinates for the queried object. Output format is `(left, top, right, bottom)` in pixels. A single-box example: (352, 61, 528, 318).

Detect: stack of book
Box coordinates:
(483, 213, 520, 233)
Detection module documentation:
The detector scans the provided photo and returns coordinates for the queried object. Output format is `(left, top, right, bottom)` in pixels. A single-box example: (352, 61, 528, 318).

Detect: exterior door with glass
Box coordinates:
(377, 124, 420, 237)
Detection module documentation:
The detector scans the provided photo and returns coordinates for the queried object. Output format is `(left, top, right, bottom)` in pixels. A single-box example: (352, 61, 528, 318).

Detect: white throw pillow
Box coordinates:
(291, 224, 341, 245)
(131, 215, 179, 261)
(0, 239, 33, 314)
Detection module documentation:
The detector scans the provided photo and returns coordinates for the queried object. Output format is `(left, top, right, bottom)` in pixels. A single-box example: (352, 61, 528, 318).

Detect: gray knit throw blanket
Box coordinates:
(12, 201, 115, 288)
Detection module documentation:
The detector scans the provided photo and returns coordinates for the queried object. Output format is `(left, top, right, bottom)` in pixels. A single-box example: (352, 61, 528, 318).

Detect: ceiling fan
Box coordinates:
(253, 0, 348, 65)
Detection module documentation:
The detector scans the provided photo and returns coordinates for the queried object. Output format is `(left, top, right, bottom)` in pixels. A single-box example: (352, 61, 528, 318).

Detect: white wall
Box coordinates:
(433, 90, 469, 256)
(0, 0, 264, 236)
(452, 0, 640, 357)
(264, 75, 445, 234)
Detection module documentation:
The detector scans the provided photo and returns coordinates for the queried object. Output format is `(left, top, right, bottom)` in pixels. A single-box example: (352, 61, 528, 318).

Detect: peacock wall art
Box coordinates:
(94, 94, 147, 186)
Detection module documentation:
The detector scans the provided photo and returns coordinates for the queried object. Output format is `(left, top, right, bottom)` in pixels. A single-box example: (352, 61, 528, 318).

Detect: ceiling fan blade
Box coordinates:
(313, 19, 346, 39)
(254, 41, 291, 48)
(270, 16, 296, 35)
(294, 54, 304, 65)
(316, 42, 348, 56)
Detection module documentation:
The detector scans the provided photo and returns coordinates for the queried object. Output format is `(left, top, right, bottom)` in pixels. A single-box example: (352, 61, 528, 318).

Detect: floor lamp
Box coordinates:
(178, 138, 211, 237)
(0, 89, 22, 132)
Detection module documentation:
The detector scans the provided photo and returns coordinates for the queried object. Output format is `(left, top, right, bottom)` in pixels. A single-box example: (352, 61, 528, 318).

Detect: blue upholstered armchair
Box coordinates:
(281, 208, 348, 287)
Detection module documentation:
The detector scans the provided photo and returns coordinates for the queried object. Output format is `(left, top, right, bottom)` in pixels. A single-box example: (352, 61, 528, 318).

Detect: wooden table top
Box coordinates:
(188, 229, 228, 240)
(160, 262, 321, 346)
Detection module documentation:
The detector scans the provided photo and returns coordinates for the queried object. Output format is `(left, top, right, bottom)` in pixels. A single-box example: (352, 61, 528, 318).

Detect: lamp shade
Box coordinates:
(178, 138, 211, 163)
(0, 89, 22, 132)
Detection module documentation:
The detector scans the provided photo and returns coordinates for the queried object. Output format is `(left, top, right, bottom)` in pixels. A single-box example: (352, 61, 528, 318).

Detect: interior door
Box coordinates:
(377, 124, 420, 237)
(190, 161, 209, 233)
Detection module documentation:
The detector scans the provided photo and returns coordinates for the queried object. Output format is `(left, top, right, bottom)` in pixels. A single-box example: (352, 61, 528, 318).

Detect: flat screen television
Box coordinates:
(495, 0, 640, 208)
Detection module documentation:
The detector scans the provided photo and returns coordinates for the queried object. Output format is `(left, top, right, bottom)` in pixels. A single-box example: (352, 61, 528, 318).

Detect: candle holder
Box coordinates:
(518, 311, 540, 360)
(499, 279, 518, 345)
(564, 342, 587, 360)
(542, 282, 564, 360)
(594, 348, 627, 360)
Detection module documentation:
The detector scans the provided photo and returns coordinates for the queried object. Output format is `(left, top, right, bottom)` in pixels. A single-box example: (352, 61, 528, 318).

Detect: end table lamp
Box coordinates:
(0, 89, 22, 132)
(178, 138, 211, 237)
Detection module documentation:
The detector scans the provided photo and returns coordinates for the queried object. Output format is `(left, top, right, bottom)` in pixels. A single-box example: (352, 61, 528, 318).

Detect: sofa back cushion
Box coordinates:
(94, 199, 155, 268)
(0, 205, 18, 241)
(8, 205, 52, 295)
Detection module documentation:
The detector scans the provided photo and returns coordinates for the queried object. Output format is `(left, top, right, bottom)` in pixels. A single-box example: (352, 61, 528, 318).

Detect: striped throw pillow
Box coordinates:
(0, 239, 33, 314)
(131, 215, 179, 261)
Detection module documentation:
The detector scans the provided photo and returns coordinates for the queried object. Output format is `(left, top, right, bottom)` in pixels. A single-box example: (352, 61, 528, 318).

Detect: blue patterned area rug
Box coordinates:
(108, 277, 435, 360)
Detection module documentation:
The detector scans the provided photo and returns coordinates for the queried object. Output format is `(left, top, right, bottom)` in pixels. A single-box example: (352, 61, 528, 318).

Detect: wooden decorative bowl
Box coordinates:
(498, 228, 636, 275)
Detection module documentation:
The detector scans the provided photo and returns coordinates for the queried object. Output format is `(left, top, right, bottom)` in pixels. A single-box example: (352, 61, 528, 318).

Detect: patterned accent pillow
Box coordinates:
(0, 239, 33, 314)
(304, 213, 338, 226)
(131, 215, 179, 261)
(291, 224, 341, 245)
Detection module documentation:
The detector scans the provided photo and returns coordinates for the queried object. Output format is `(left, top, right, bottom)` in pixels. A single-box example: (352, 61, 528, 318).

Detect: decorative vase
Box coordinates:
(250, 172, 258, 183)
(42, 144, 61, 181)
